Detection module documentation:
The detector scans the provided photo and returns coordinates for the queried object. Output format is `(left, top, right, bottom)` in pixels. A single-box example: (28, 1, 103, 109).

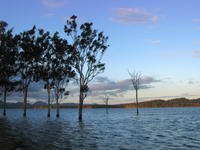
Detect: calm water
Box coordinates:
(1, 107, 200, 150)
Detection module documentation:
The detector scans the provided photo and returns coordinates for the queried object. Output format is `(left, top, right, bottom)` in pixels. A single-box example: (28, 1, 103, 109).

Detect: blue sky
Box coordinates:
(1, 0, 200, 104)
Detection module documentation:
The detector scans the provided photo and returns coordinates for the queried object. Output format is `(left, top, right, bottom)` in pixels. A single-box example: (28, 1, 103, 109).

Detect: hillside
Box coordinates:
(114, 98, 200, 108)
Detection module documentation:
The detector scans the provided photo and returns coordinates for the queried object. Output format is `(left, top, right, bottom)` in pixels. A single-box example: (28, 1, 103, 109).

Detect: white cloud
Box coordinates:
(154, 51, 183, 58)
(151, 40, 160, 44)
(192, 55, 200, 58)
(111, 8, 159, 25)
(192, 50, 200, 58)
(192, 50, 200, 53)
(145, 39, 160, 44)
(43, 13, 55, 17)
(41, 0, 67, 8)
(192, 18, 200, 23)
(192, 40, 200, 44)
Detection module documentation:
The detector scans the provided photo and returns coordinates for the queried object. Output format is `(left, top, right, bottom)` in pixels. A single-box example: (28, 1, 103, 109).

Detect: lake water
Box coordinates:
(1, 107, 200, 150)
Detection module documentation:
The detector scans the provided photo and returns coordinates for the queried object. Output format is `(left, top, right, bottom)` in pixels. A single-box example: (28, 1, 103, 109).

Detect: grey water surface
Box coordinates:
(0, 107, 200, 150)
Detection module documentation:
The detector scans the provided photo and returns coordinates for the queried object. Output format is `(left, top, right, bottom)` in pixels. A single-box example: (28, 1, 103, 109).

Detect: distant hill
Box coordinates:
(33, 101, 47, 106)
(1, 97, 200, 109)
(112, 97, 200, 108)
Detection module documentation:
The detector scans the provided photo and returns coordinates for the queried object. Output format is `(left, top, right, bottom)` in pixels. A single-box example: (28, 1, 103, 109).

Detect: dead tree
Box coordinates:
(103, 94, 109, 113)
(128, 71, 141, 115)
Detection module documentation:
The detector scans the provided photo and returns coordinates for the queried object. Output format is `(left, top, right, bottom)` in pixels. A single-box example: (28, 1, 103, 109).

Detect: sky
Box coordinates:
(1, 0, 200, 104)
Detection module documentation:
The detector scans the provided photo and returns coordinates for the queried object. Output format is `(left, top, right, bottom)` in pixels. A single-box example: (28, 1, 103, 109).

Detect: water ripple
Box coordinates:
(1, 108, 200, 149)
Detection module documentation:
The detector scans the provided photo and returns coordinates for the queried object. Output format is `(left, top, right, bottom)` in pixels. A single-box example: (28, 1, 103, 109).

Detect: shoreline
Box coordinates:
(2, 97, 200, 109)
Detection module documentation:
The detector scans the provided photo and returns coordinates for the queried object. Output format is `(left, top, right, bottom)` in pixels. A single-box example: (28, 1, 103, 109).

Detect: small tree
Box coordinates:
(64, 15, 109, 121)
(128, 71, 141, 115)
(103, 94, 109, 114)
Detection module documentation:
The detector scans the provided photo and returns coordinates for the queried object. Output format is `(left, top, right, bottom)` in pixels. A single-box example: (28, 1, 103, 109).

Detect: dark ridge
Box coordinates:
(1, 97, 200, 109)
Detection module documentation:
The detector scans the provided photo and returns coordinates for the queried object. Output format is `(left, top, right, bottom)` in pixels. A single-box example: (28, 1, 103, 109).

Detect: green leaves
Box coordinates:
(0, 21, 8, 34)
(64, 15, 109, 100)
(0, 21, 19, 92)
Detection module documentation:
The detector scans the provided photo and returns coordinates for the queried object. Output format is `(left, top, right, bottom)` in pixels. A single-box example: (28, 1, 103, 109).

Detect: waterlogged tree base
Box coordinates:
(64, 15, 109, 121)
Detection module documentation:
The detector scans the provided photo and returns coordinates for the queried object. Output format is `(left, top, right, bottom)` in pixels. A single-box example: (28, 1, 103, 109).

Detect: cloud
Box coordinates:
(111, 8, 159, 25)
(5, 76, 160, 104)
(151, 40, 160, 44)
(95, 76, 113, 83)
(42, 13, 55, 17)
(154, 51, 183, 58)
(193, 40, 200, 44)
(146, 39, 160, 44)
(192, 51, 200, 58)
(5, 81, 51, 103)
(180, 93, 199, 98)
(148, 24, 159, 30)
(192, 18, 200, 23)
(192, 50, 200, 53)
(41, 0, 67, 8)
(192, 55, 200, 58)
(188, 80, 194, 84)
(70, 76, 161, 98)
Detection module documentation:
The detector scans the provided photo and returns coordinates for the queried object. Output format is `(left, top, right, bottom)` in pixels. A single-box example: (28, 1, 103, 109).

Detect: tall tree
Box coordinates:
(64, 15, 109, 121)
(17, 26, 45, 117)
(34, 29, 53, 117)
(51, 32, 75, 117)
(0, 22, 19, 116)
(128, 71, 141, 115)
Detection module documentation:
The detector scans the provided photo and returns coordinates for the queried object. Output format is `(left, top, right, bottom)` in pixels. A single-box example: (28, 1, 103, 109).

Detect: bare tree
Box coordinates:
(103, 94, 109, 113)
(128, 71, 141, 115)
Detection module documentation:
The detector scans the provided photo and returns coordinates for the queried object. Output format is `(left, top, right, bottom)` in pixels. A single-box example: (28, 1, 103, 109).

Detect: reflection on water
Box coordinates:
(1, 108, 200, 150)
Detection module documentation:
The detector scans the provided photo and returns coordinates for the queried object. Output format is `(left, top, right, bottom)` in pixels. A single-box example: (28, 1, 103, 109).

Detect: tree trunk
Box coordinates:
(23, 88, 28, 117)
(3, 87, 7, 116)
(78, 87, 83, 122)
(56, 93, 59, 118)
(106, 99, 108, 114)
(47, 87, 51, 117)
(136, 89, 139, 115)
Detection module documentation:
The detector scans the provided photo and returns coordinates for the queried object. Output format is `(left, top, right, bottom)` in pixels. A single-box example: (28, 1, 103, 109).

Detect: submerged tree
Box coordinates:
(64, 15, 109, 121)
(0, 22, 19, 116)
(128, 71, 141, 115)
(103, 94, 109, 114)
(51, 32, 75, 117)
(17, 26, 46, 117)
(35, 30, 53, 117)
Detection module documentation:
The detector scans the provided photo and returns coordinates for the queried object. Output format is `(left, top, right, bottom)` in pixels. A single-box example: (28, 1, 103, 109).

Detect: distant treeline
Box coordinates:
(2, 98, 200, 109)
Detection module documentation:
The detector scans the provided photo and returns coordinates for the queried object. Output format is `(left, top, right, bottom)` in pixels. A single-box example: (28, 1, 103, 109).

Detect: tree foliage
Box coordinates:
(50, 32, 75, 117)
(64, 15, 109, 121)
(0, 21, 19, 115)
